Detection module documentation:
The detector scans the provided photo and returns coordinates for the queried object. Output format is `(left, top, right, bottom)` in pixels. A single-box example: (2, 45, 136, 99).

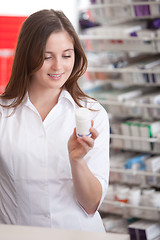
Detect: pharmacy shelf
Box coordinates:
(110, 167, 160, 177)
(99, 99, 160, 109)
(86, 68, 160, 86)
(84, 79, 160, 88)
(79, 0, 160, 233)
(102, 199, 160, 213)
(110, 133, 160, 143)
(100, 199, 160, 221)
(80, 35, 160, 41)
(80, 37, 160, 53)
(79, 1, 160, 10)
(110, 134, 160, 154)
(79, 1, 160, 22)
(87, 66, 160, 74)
(81, 39, 158, 53)
(110, 144, 160, 154)
(100, 201, 160, 222)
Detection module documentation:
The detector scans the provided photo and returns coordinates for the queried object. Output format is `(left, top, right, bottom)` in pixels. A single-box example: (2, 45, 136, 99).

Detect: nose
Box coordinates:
(52, 57, 61, 71)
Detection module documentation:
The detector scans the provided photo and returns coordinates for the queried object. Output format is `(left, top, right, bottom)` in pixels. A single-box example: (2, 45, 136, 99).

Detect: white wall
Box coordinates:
(0, 0, 78, 29)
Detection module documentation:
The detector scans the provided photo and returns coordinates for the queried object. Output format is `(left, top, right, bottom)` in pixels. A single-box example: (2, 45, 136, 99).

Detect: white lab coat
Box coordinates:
(0, 89, 110, 232)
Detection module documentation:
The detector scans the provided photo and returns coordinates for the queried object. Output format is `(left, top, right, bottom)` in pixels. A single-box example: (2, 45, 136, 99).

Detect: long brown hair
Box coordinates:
(0, 9, 94, 108)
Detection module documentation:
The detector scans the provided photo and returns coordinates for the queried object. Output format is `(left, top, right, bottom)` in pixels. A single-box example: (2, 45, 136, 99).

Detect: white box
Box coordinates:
(139, 121, 160, 151)
(128, 220, 160, 240)
(145, 155, 160, 172)
(130, 120, 142, 151)
(121, 122, 132, 149)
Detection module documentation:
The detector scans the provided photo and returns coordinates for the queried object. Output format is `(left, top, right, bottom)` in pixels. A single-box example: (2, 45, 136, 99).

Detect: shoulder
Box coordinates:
(0, 98, 4, 113)
(63, 89, 109, 121)
(80, 97, 109, 120)
(78, 97, 110, 137)
(0, 99, 3, 118)
(0, 97, 15, 117)
(0, 97, 13, 106)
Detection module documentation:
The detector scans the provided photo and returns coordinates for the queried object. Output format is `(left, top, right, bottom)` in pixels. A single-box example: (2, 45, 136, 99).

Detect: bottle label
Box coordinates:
(77, 132, 92, 138)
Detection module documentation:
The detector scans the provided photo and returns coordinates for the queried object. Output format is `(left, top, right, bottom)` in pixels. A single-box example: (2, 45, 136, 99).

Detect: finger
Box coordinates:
(91, 120, 94, 128)
(70, 128, 77, 140)
(73, 128, 77, 137)
(78, 135, 94, 148)
(90, 127, 99, 140)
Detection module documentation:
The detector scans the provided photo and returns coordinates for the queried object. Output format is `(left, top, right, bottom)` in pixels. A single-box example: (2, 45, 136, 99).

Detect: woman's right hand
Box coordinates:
(68, 120, 98, 162)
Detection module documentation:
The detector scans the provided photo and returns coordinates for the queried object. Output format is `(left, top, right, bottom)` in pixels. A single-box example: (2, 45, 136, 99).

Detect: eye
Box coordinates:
(44, 56, 52, 60)
(63, 55, 71, 58)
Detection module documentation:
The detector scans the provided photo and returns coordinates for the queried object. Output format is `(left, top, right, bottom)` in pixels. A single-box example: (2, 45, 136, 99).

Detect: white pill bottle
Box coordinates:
(75, 107, 91, 137)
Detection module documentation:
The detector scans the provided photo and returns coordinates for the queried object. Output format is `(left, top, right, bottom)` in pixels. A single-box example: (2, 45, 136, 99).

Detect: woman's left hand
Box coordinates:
(68, 120, 98, 162)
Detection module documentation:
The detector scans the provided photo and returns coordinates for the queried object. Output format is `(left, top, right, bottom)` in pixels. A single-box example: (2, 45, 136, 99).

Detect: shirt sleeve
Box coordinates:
(84, 101, 110, 212)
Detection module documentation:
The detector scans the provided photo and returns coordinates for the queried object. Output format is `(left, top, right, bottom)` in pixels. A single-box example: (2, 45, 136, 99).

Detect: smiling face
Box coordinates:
(30, 31, 75, 95)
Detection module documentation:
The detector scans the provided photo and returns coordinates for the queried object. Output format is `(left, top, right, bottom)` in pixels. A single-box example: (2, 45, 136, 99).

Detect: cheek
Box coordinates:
(66, 59, 75, 72)
(35, 64, 46, 75)
(64, 63, 74, 72)
(32, 66, 46, 82)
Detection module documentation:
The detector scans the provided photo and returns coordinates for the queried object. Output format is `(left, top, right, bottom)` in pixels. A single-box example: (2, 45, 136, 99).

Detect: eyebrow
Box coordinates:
(45, 49, 74, 53)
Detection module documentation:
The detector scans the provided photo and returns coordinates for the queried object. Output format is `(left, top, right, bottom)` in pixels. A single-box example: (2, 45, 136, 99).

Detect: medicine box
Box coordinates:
(128, 220, 160, 240)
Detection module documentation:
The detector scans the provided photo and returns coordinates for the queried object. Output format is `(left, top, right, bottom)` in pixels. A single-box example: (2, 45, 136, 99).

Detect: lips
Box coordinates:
(48, 73, 63, 80)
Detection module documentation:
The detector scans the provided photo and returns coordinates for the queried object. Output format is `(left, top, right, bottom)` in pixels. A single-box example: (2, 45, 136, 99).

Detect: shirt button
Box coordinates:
(44, 214, 50, 218)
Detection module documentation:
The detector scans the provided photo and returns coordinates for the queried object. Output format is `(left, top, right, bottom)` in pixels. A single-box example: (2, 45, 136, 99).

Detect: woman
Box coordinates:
(0, 9, 110, 232)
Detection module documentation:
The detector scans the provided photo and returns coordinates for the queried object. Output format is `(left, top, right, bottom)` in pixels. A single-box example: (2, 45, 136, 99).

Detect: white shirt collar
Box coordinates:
(58, 89, 76, 109)
(23, 88, 76, 110)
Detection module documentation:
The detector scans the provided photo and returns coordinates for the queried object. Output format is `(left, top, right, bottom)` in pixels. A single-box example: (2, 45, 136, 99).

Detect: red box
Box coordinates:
(0, 16, 27, 49)
(0, 16, 27, 92)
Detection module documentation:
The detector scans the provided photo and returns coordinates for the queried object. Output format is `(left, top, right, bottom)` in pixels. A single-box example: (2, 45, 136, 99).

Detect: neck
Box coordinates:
(28, 86, 63, 122)
(28, 85, 62, 106)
